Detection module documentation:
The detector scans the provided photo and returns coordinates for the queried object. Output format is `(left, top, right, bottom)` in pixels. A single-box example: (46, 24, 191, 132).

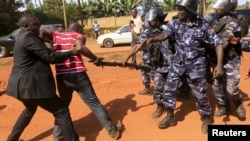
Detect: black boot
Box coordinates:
(152, 103, 165, 118)
(157, 109, 176, 129)
(201, 115, 212, 134)
(233, 99, 246, 118)
(214, 104, 230, 117)
(138, 85, 152, 95)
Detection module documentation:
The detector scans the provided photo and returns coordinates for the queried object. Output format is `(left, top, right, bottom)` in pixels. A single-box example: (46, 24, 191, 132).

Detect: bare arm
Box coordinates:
(39, 28, 52, 40)
(142, 34, 169, 47)
(150, 34, 169, 42)
(123, 44, 141, 65)
(79, 44, 98, 61)
(213, 44, 224, 79)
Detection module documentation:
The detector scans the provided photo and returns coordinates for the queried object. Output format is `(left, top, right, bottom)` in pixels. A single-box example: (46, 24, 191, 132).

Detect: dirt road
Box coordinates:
(0, 40, 249, 141)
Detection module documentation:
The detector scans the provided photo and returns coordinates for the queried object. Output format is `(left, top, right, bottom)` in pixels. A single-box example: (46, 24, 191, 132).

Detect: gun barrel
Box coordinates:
(101, 61, 151, 71)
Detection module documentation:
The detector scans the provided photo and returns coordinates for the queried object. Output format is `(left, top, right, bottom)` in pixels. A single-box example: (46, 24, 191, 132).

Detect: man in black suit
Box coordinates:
(6, 14, 79, 141)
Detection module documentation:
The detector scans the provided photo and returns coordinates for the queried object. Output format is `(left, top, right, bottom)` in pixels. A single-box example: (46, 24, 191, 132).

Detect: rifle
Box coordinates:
(91, 60, 152, 71)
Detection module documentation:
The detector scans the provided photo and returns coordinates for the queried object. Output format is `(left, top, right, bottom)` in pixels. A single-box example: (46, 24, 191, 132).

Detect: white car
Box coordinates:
(96, 24, 132, 48)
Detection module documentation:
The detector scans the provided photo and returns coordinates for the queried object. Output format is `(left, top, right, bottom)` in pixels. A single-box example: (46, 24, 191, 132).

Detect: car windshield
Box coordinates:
(9, 29, 21, 38)
(118, 25, 130, 33)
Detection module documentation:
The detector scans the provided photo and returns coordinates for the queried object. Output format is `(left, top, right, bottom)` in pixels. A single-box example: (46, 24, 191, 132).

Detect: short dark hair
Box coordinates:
(131, 7, 137, 12)
(18, 14, 37, 27)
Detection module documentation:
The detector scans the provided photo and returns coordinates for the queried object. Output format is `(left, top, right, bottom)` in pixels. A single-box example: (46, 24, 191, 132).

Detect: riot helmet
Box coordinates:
(209, 0, 238, 12)
(145, 7, 166, 22)
(175, 0, 198, 15)
(136, 6, 146, 17)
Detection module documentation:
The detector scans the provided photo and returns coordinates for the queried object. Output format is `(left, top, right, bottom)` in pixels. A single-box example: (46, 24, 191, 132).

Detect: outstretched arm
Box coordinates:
(142, 34, 169, 47)
(123, 44, 142, 66)
(79, 44, 103, 66)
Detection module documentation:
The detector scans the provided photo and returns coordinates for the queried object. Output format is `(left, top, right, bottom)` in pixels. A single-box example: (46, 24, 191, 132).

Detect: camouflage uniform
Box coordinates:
(138, 22, 155, 94)
(140, 23, 173, 104)
(153, 38, 173, 104)
(212, 17, 245, 116)
(162, 18, 222, 116)
(241, 39, 250, 51)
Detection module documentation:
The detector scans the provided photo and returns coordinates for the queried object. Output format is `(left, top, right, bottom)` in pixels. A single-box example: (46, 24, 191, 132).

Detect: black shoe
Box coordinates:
(158, 115, 176, 128)
(201, 116, 211, 134)
(108, 120, 123, 140)
(157, 110, 176, 129)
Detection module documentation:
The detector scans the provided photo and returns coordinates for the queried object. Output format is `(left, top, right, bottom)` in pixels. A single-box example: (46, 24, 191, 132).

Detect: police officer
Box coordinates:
(143, 0, 224, 134)
(128, 7, 154, 95)
(143, 7, 173, 118)
(209, 0, 246, 119)
(123, 6, 171, 116)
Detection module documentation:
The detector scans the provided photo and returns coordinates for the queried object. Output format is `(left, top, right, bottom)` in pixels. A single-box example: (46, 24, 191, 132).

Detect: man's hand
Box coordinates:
(141, 38, 152, 47)
(92, 57, 104, 66)
(122, 56, 129, 67)
(213, 65, 224, 79)
(228, 36, 240, 45)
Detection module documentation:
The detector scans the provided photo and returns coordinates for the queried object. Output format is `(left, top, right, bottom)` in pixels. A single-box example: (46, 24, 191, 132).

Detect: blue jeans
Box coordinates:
(54, 72, 116, 141)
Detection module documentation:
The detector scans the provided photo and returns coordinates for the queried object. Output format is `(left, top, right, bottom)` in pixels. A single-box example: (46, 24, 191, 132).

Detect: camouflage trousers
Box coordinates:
(162, 63, 211, 116)
(212, 59, 242, 106)
(153, 72, 167, 104)
(140, 62, 154, 86)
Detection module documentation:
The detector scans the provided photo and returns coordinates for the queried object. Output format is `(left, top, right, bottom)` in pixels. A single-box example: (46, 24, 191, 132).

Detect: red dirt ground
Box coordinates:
(0, 40, 250, 141)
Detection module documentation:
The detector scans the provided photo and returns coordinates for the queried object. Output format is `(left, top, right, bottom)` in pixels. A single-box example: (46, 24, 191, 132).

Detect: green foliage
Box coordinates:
(0, 0, 23, 35)
(159, 0, 175, 11)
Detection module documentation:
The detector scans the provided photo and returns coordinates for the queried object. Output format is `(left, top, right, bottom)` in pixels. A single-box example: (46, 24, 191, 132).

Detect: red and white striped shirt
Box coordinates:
(52, 31, 87, 75)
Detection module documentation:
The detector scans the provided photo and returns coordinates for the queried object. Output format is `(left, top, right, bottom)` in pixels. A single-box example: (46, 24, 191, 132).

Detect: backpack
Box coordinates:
(213, 13, 248, 37)
(212, 13, 247, 61)
(235, 13, 249, 37)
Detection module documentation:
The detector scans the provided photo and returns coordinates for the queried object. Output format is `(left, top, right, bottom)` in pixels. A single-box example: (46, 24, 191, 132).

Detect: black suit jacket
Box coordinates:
(6, 29, 72, 99)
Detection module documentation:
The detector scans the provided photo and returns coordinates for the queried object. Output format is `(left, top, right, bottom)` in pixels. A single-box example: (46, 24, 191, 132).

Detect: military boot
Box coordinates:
(157, 109, 176, 129)
(152, 103, 165, 118)
(138, 85, 152, 95)
(233, 99, 246, 118)
(201, 115, 212, 134)
(214, 104, 230, 117)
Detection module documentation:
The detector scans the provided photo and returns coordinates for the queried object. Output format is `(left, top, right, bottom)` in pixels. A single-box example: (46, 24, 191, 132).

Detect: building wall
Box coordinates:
(83, 11, 178, 28)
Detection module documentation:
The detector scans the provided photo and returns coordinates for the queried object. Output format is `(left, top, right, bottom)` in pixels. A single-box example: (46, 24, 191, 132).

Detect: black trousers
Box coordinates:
(7, 96, 79, 141)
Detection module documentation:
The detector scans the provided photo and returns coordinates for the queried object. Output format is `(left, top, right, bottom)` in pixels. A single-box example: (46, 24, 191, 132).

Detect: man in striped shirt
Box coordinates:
(40, 22, 122, 140)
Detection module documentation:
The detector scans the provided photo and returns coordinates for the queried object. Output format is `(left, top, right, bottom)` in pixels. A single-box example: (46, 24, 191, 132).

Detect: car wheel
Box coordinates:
(0, 45, 9, 58)
(103, 38, 114, 48)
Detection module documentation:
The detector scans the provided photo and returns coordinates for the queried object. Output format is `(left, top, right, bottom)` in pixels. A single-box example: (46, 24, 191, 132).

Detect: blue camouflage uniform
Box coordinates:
(138, 22, 155, 90)
(212, 17, 243, 107)
(140, 22, 174, 104)
(241, 39, 250, 51)
(162, 18, 222, 116)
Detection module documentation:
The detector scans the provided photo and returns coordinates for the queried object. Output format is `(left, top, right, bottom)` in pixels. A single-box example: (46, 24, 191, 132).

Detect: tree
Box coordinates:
(159, 0, 175, 12)
(0, 0, 23, 35)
